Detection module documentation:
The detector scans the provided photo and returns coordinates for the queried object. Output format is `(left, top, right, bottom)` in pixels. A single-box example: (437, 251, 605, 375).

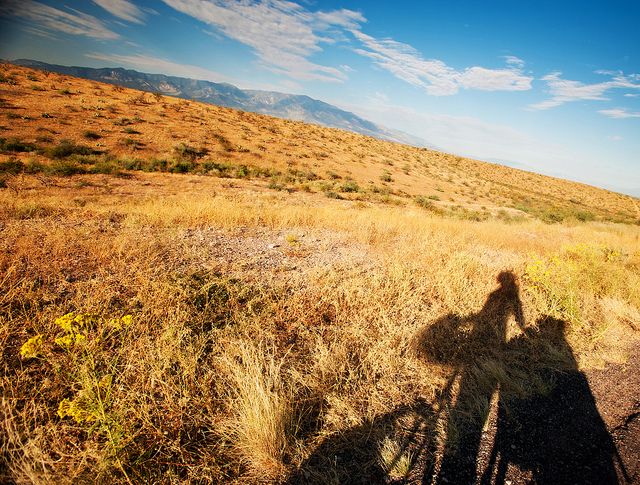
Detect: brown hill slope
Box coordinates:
(1, 62, 637, 224)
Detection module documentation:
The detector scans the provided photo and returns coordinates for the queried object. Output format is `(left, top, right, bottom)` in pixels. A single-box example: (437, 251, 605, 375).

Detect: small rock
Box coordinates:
(268, 243, 280, 249)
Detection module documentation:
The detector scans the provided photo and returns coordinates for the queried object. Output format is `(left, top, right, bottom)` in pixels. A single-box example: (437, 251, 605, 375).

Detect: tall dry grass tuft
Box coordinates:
(220, 343, 297, 479)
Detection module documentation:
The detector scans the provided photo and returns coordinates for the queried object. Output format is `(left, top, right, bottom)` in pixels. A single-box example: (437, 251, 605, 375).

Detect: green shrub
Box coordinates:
(203, 161, 233, 177)
(325, 191, 343, 200)
(0, 157, 25, 174)
(169, 160, 196, 173)
(90, 161, 123, 175)
(414, 196, 435, 210)
(25, 159, 46, 174)
(0, 138, 38, 153)
(46, 160, 86, 176)
(83, 130, 102, 140)
(146, 158, 168, 172)
(47, 140, 93, 159)
(339, 180, 360, 193)
(174, 143, 208, 161)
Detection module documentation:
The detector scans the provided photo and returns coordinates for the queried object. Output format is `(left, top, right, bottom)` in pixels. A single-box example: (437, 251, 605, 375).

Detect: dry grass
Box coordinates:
(1, 63, 639, 483)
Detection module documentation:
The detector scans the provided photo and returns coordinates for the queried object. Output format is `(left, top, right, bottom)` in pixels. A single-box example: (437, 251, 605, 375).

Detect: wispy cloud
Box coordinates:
(529, 71, 640, 110)
(607, 135, 623, 141)
(160, 0, 364, 83)
(22, 25, 59, 40)
(92, 0, 145, 24)
(0, 0, 119, 40)
(159, 0, 531, 94)
(503, 55, 525, 68)
(598, 108, 640, 119)
(352, 31, 532, 95)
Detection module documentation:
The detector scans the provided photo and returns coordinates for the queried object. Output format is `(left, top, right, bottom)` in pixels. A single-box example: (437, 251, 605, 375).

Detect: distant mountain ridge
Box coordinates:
(11, 59, 427, 147)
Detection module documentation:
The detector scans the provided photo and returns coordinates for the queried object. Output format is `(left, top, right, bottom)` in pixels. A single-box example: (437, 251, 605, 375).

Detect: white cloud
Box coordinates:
(92, 0, 145, 24)
(529, 71, 640, 110)
(624, 93, 639, 98)
(503, 55, 525, 68)
(0, 0, 119, 40)
(607, 135, 623, 141)
(351, 30, 532, 95)
(160, 0, 364, 83)
(598, 108, 640, 119)
(459, 66, 532, 91)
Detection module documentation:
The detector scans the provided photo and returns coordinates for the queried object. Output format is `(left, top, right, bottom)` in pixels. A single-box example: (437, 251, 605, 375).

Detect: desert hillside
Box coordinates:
(1, 63, 638, 224)
(1, 63, 639, 483)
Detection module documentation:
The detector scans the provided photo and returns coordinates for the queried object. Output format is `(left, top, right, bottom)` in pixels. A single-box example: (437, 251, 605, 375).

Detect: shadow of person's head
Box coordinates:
(497, 270, 517, 287)
(535, 315, 567, 343)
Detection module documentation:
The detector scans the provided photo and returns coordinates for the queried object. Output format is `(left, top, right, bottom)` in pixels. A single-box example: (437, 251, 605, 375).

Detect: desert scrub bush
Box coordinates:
(324, 190, 343, 200)
(414, 196, 437, 210)
(46, 139, 93, 159)
(0, 157, 25, 174)
(35, 134, 53, 143)
(114, 117, 134, 126)
(46, 159, 87, 176)
(83, 130, 102, 140)
(339, 180, 360, 193)
(90, 160, 124, 175)
(380, 171, 393, 183)
(0, 137, 38, 153)
(174, 143, 208, 161)
(120, 137, 144, 149)
(169, 159, 196, 174)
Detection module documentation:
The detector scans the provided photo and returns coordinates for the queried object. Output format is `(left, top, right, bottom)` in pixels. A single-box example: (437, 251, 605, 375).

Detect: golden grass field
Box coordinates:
(1, 63, 639, 483)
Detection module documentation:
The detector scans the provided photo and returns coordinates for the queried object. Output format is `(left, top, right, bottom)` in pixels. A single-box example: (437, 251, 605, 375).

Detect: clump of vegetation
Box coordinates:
(339, 179, 360, 193)
(380, 170, 393, 183)
(83, 130, 102, 140)
(174, 143, 208, 161)
(0, 137, 38, 153)
(0, 157, 25, 174)
(47, 139, 94, 159)
(120, 137, 144, 149)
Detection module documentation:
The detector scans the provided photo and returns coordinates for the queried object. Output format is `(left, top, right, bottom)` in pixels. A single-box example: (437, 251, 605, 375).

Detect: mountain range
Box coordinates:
(11, 59, 428, 147)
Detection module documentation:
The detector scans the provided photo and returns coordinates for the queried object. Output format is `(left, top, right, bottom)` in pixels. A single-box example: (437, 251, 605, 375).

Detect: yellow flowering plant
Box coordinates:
(20, 334, 43, 359)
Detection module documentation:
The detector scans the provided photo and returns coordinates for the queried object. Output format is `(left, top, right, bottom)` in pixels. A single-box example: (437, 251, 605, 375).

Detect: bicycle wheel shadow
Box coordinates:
(286, 399, 437, 484)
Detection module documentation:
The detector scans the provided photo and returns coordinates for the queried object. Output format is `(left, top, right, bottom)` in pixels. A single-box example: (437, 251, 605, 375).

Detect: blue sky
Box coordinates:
(1, 1, 639, 195)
